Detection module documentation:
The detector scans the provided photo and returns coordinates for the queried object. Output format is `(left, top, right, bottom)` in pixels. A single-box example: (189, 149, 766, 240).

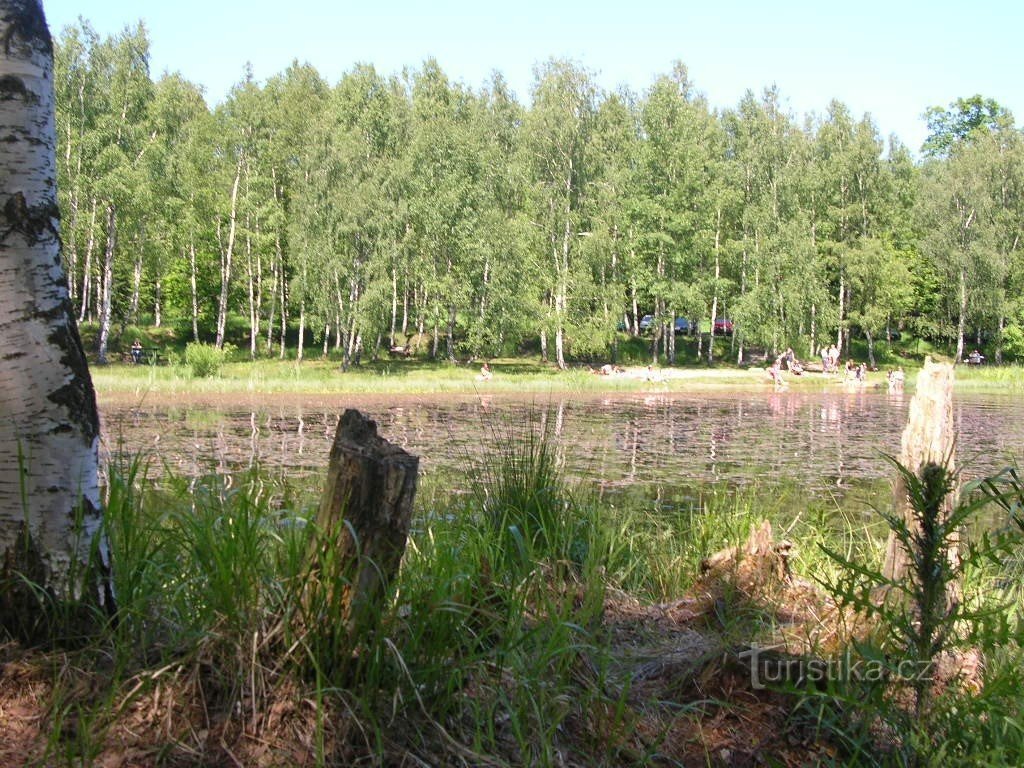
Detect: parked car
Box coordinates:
(713, 318, 734, 335)
(674, 317, 693, 335)
(638, 314, 655, 332)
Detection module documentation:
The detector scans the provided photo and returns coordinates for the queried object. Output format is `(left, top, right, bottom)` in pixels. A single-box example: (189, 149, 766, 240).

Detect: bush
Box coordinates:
(184, 342, 225, 378)
(1003, 324, 1024, 361)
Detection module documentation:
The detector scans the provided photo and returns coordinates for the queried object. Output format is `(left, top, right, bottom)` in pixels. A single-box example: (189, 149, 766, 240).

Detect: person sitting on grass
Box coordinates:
(130, 339, 143, 364)
(478, 362, 492, 382)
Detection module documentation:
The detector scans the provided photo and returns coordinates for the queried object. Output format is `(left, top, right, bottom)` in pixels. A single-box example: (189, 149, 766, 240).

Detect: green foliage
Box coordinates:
(923, 94, 1015, 157)
(1003, 324, 1024, 361)
(814, 459, 1024, 764)
(183, 341, 225, 377)
(52, 15, 1024, 368)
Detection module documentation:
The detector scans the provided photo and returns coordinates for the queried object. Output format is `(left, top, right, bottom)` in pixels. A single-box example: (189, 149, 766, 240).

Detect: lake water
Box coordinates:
(97, 389, 1024, 509)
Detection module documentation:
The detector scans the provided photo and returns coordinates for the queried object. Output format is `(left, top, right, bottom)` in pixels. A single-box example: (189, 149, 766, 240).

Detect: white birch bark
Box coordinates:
(215, 157, 241, 350)
(0, 0, 108, 623)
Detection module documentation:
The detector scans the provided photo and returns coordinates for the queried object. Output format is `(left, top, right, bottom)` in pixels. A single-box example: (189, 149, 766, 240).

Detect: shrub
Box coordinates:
(184, 342, 225, 378)
(1002, 324, 1024, 361)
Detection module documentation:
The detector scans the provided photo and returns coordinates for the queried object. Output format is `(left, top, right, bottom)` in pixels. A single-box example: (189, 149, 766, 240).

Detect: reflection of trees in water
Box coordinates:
(98, 392, 1021, 500)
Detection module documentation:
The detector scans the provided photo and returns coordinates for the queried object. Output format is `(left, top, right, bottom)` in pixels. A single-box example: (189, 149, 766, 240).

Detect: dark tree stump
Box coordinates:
(307, 409, 419, 649)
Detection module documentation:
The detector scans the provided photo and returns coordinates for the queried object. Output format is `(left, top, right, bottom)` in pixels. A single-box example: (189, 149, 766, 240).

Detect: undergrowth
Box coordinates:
(2, 429, 1024, 766)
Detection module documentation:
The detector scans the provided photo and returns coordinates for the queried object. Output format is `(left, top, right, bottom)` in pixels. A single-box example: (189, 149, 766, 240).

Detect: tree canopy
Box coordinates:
(53, 19, 1024, 366)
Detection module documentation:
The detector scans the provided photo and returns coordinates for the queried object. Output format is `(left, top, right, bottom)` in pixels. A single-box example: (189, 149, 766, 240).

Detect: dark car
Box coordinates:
(713, 318, 734, 335)
(674, 317, 693, 335)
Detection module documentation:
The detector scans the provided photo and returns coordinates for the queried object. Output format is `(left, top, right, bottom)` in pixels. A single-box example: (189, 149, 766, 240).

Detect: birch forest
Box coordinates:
(55, 21, 1024, 368)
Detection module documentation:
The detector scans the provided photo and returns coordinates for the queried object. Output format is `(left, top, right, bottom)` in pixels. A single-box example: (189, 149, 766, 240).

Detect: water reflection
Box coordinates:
(99, 390, 1023, 502)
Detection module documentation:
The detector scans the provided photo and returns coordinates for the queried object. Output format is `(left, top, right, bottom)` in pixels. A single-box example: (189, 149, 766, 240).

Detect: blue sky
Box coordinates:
(42, 0, 1022, 154)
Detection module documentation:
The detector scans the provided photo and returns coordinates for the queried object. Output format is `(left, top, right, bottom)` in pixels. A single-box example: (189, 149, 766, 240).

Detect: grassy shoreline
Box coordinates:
(89, 355, 1024, 398)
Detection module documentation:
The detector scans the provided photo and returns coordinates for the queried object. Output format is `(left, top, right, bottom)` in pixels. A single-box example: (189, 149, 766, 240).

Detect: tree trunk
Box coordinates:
(667, 314, 676, 366)
(278, 252, 288, 359)
(189, 239, 199, 342)
(836, 270, 845, 350)
(297, 299, 306, 362)
(96, 203, 115, 364)
(215, 158, 242, 350)
(955, 267, 967, 364)
(630, 283, 639, 336)
(129, 247, 142, 324)
(446, 303, 456, 363)
(0, 0, 110, 640)
(266, 235, 280, 354)
(390, 267, 398, 347)
(882, 360, 958, 583)
(154, 277, 162, 327)
(304, 410, 418, 668)
(246, 229, 258, 360)
(809, 303, 816, 366)
(77, 198, 96, 323)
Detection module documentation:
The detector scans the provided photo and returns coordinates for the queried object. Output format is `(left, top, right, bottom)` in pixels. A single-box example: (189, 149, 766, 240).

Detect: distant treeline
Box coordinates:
(55, 21, 1024, 367)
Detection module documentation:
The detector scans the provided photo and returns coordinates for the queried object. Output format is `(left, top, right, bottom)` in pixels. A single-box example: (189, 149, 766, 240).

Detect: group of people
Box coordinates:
(845, 359, 868, 384)
(819, 344, 841, 373)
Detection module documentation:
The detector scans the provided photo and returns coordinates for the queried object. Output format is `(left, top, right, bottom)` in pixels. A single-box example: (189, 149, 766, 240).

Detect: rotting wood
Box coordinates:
(307, 409, 419, 647)
(882, 357, 957, 583)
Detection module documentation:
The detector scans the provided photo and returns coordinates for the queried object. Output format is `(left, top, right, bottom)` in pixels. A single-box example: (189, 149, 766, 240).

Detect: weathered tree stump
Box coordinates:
(307, 409, 419, 649)
(882, 358, 957, 582)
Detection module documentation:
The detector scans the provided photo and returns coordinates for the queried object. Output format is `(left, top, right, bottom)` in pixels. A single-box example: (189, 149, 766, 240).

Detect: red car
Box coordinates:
(713, 318, 734, 335)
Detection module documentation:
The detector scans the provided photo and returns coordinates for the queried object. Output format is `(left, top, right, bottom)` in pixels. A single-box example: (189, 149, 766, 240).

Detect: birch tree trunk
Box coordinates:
(955, 267, 967, 364)
(707, 208, 721, 365)
(188, 239, 199, 341)
(77, 198, 95, 322)
(215, 157, 241, 350)
(0, 0, 110, 638)
(96, 202, 115, 364)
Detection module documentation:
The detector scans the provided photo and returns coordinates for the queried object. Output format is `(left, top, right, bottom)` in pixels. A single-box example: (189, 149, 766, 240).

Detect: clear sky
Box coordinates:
(41, 0, 1022, 154)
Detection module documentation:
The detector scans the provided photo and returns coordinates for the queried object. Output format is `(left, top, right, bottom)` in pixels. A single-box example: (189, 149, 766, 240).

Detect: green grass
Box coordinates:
(89, 355, 759, 397)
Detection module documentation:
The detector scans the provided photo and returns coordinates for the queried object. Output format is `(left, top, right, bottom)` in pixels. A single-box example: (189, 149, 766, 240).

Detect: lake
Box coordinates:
(97, 389, 1024, 510)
